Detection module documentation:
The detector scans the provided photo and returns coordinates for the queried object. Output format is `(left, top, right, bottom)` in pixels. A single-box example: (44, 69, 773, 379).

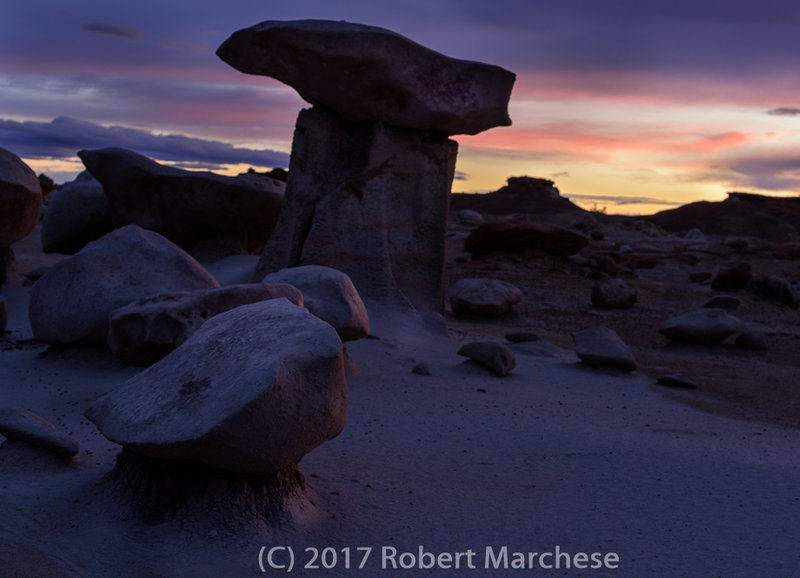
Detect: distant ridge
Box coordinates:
(451, 176, 586, 216)
(649, 192, 800, 240)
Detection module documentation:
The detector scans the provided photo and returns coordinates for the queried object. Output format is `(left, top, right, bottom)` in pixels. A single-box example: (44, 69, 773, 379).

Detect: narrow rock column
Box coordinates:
(253, 106, 457, 313)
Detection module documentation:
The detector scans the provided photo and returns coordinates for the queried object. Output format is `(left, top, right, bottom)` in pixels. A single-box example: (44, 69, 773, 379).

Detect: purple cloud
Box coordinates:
(0, 116, 289, 170)
(81, 22, 143, 42)
(768, 107, 800, 117)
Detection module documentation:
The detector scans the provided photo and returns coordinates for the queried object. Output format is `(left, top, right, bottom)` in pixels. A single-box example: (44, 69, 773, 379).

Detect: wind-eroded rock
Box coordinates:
(217, 19, 515, 135)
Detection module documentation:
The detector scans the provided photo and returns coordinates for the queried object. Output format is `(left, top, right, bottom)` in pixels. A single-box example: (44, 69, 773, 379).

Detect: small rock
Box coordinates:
(449, 278, 523, 317)
(0, 407, 80, 457)
(703, 295, 740, 310)
(572, 326, 636, 371)
(690, 271, 713, 284)
(746, 276, 798, 308)
(735, 328, 766, 350)
(505, 331, 541, 343)
(684, 228, 705, 240)
(659, 308, 742, 344)
(412, 363, 431, 376)
(591, 278, 637, 309)
(457, 342, 516, 376)
(656, 374, 698, 389)
(711, 263, 752, 291)
(458, 209, 484, 226)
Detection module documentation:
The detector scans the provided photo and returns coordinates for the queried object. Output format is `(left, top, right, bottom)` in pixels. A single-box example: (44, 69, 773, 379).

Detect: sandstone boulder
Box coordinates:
(29, 225, 219, 345)
(591, 278, 637, 309)
(0, 407, 80, 457)
(659, 308, 742, 344)
(108, 283, 303, 366)
(572, 326, 636, 371)
(41, 171, 113, 254)
(261, 265, 369, 341)
(78, 148, 284, 253)
(217, 20, 515, 135)
(465, 219, 589, 257)
(457, 341, 516, 376)
(449, 278, 523, 317)
(0, 148, 42, 247)
(85, 299, 348, 475)
(711, 263, 752, 291)
(458, 209, 484, 226)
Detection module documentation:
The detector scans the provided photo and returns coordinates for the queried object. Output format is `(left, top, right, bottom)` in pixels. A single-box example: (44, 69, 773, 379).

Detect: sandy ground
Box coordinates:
(1, 224, 799, 577)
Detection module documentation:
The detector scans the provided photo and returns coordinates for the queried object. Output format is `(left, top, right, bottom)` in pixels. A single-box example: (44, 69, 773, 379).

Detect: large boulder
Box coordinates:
(41, 171, 113, 254)
(0, 148, 42, 247)
(217, 20, 515, 136)
(449, 278, 523, 317)
(108, 283, 303, 366)
(77, 148, 284, 254)
(85, 299, 348, 475)
(29, 225, 219, 345)
(659, 308, 742, 344)
(465, 218, 589, 257)
(253, 107, 456, 313)
(261, 265, 369, 341)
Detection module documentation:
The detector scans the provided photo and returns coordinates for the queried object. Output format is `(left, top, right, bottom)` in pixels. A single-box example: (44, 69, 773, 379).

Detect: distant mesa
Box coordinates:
(217, 19, 515, 136)
(650, 192, 800, 240)
(451, 176, 586, 217)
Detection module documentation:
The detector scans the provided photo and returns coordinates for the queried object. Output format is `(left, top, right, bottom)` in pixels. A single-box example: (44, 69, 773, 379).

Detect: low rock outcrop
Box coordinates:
(465, 219, 589, 257)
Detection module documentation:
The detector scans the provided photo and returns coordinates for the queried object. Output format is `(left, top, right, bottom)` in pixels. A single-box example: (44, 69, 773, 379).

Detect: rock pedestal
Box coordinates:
(219, 19, 514, 315)
(253, 106, 457, 313)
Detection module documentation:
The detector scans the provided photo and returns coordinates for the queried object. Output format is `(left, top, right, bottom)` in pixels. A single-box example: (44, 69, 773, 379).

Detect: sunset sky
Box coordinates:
(3, 0, 800, 214)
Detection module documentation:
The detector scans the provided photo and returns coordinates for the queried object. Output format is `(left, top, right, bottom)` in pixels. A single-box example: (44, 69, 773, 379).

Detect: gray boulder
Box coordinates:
(0, 406, 80, 457)
(78, 148, 284, 253)
(457, 341, 516, 376)
(108, 283, 303, 366)
(29, 225, 219, 345)
(449, 278, 523, 317)
(86, 299, 348, 475)
(41, 171, 114, 254)
(217, 19, 515, 135)
(572, 326, 636, 371)
(262, 265, 369, 341)
(0, 148, 42, 247)
(659, 308, 742, 344)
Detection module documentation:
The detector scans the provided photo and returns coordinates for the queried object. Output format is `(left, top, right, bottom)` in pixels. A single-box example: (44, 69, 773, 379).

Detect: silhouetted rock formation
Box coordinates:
(451, 176, 585, 216)
(650, 192, 800, 240)
(465, 218, 589, 257)
(217, 20, 515, 135)
(218, 20, 515, 314)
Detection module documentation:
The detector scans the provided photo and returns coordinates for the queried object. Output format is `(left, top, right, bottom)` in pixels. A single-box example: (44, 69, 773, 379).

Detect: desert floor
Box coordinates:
(1, 221, 799, 577)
